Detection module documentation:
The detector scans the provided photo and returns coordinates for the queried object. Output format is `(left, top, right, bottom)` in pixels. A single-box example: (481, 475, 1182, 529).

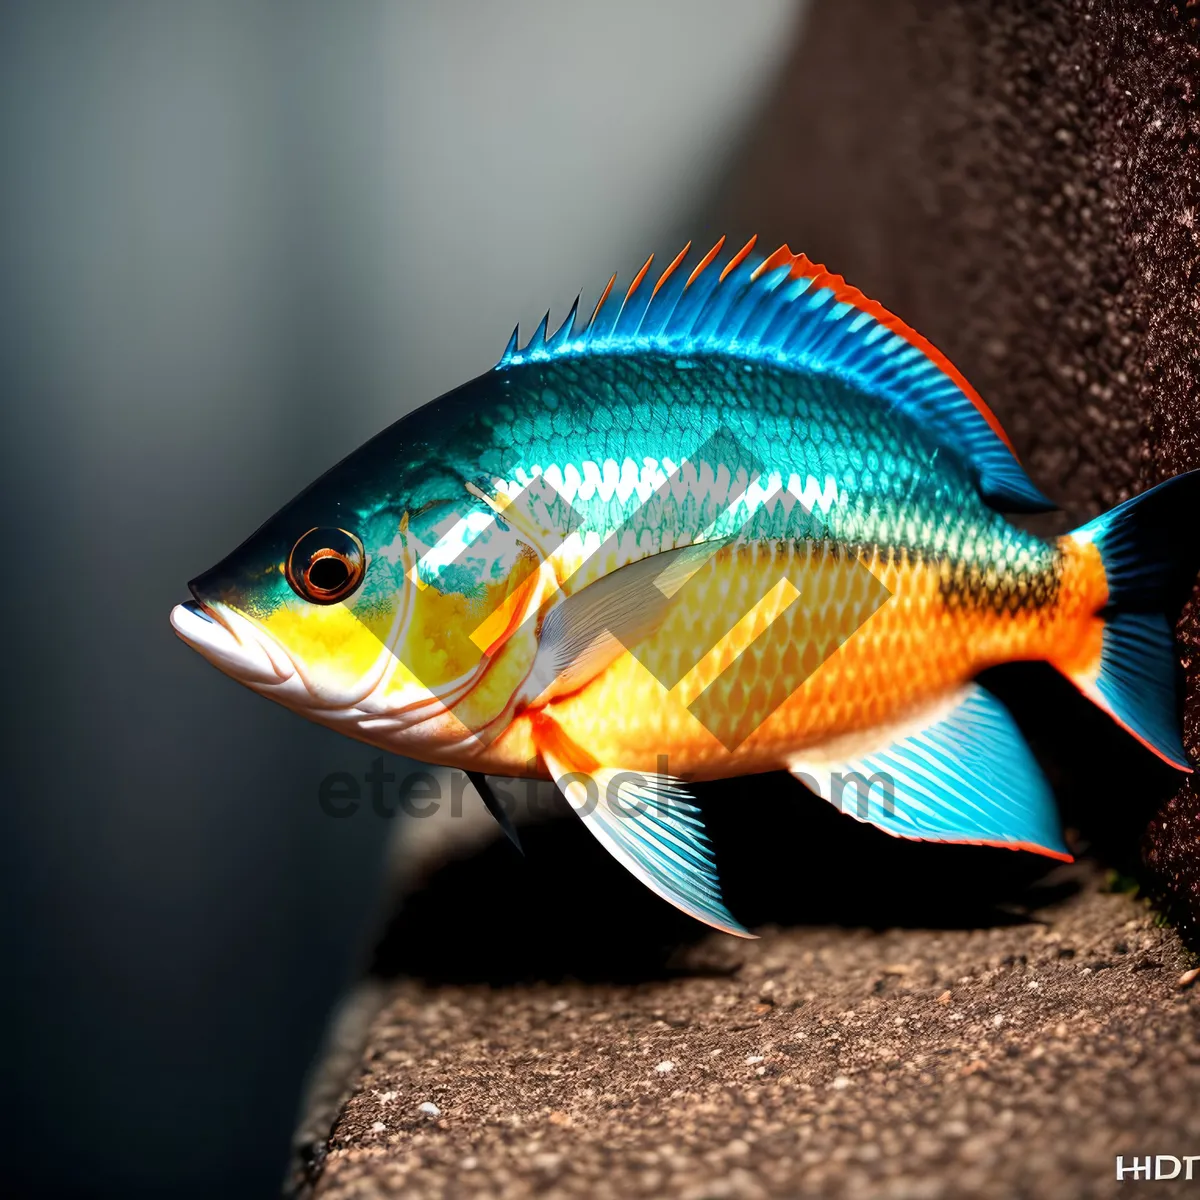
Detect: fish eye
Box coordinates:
(286, 527, 366, 604)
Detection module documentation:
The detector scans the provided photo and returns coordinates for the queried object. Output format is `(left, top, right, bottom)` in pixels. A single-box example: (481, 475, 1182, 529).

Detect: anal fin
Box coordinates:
(788, 684, 1072, 860)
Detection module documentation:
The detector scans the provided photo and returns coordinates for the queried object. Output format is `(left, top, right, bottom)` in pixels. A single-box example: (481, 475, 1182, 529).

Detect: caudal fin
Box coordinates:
(1060, 470, 1200, 771)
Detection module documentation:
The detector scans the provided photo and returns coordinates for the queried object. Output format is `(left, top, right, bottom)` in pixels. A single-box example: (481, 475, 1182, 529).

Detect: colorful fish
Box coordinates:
(171, 237, 1199, 936)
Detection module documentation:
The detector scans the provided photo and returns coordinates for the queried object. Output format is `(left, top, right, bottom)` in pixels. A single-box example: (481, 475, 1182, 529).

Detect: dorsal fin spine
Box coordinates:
(711, 260, 765, 346)
(637, 248, 691, 342)
(719, 234, 758, 282)
(611, 254, 654, 340)
(500, 324, 520, 365)
(652, 242, 690, 299)
(551, 295, 580, 350)
(587, 274, 616, 333)
(663, 250, 724, 347)
(524, 311, 550, 357)
(694, 257, 755, 346)
(685, 236, 725, 291)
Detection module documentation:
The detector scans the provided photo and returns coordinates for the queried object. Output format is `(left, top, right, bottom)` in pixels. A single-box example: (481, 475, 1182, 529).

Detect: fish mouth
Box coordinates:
(179, 598, 216, 625)
(170, 594, 295, 687)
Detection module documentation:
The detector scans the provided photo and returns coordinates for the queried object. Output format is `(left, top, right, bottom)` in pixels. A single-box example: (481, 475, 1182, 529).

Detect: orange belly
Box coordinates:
(476, 538, 1104, 780)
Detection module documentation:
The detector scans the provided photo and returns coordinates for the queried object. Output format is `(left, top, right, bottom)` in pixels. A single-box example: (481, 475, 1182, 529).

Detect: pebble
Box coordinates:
(655, 1060, 675, 1073)
(936, 990, 952, 1004)
(1178, 966, 1199, 989)
(418, 1101, 441, 1117)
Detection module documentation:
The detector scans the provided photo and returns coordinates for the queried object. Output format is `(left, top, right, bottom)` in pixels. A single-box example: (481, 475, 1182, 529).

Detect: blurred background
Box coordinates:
(1, 2, 806, 1195)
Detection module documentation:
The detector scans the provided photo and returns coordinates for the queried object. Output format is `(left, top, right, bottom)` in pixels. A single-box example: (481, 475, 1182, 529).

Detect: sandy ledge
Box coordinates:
(305, 866, 1199, 1200)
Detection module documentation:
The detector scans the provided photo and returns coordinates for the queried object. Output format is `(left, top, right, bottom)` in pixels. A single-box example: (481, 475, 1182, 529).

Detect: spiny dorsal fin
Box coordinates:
(495, 239, 1052, 512)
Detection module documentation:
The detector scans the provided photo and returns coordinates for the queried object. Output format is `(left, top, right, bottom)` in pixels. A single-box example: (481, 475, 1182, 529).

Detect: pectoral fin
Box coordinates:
(531, 713, 752, 936)
(520, 539, 726, 706)
(788, 684, 1071, 859)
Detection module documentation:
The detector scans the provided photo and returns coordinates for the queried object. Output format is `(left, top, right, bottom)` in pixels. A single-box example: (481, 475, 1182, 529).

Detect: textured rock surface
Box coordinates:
(309, 868, 1198, 1199)
(718, 0, 1200, 945)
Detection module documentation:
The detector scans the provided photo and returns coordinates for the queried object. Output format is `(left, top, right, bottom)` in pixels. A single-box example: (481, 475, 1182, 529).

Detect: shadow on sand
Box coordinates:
(370, 663, 1178, 985)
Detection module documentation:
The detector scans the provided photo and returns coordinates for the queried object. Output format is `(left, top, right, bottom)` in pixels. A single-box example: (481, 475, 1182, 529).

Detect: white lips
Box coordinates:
(170, 602, 293, 687)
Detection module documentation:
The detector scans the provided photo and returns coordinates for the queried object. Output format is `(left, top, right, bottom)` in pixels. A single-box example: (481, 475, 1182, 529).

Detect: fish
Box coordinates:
(171, 237, 1200, 937)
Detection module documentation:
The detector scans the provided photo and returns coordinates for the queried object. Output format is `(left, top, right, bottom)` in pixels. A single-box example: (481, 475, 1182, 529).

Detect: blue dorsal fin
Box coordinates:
(496, 240, 1053, 512)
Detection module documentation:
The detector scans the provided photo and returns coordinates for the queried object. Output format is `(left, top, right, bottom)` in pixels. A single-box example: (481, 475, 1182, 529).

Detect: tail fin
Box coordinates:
(1060, 470, 1200, 771)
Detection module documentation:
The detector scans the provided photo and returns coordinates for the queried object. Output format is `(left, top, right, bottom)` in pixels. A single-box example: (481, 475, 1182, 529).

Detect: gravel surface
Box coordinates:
(307, 867, 1198, 1199)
